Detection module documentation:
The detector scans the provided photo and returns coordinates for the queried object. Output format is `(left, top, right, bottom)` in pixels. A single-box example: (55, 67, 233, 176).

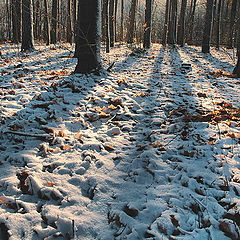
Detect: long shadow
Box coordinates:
(106, 45, 226, 239)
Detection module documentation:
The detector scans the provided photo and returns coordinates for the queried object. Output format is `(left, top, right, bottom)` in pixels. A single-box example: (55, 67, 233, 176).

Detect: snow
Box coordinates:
(0, 43, 240, 239)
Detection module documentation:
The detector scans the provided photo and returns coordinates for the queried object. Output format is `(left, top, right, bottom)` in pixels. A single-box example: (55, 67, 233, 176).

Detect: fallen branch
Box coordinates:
(4, 130, 52, 140)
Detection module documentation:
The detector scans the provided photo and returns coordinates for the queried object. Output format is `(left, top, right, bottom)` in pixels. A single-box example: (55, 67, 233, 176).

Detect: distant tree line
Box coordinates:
(0, 0, 239, 75)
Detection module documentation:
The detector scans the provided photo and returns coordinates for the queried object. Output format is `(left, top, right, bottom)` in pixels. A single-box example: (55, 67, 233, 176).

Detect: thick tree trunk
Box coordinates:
(177, 0, 187, 47)
(21, 0, 34, 51)
(66, 0, 73, 43)
(215, 0, 222, 49)
(227, 0, 237, 49)
(167, 0, 178, 46)
(120, 0, 124, 41)
(74, 0, 101, 74)
(12, 0, 21, 43)
(143, 0, 152, 49)
(109, 0, 114, 47)
(51, 0, 59, 44)
(126, 0, 137, 44)
(105, 0, 110, 52)
(202, 0, 214, 53)
(162, 0, 169, 45)
(43, 0, 50, 45)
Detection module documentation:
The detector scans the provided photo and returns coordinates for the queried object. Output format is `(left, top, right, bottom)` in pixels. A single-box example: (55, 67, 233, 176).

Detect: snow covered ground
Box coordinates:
(0, 43, 240, 240)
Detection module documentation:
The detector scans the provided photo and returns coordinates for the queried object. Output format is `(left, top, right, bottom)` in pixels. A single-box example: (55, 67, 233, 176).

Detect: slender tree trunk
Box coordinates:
(51, 0, 58, 44)
(109, 0, 114, 47)
(102, 0, 106, 41)
(120, 0, 124, 41)
(105, 0, 110, 52)
(162, 0, 170, 45)
(143, 0, 152, 49)
(177, 0, 187, 46)
(167, 0, 178, 46)
(202, 0, 214, 53)
(114, 0, 118, 42)
(74, 0, 101, 73)
(12, 0, 21, 43)
(215, 0, 222, 49)
(43, 0, 50, 45)
(21, 0, 34, 51)
(187, 0, 197, 45)
(66, 0, 73, 43)
(227, 0, 237, 48)
(73, 0, 77, 41)
(126, 0, 137, 44)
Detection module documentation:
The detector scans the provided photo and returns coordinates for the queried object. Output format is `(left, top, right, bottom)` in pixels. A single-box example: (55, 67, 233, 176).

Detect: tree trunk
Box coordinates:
(177, 0, 187, 46)
(215, 0, 222, 49)
(51, 0, 59, 44)
(227, 0, 237, 49)
(43, 0, 50, 45)
(126, 0, 137, 44)
(120, 0, 124, 41)
(74, 0, 101, 74)
(105, 0, 110, 52)
(109, 0, 114, 47)
(67, 0, 73, 43)
(12, 0, 21, 43)
(143, 0, 152, 49)
(162, 0, 170, 45)
(202, 0, 214, 53)
(167, 0, 178, 46)
(73, 0, 77, 41)
(187, 0, 197, 45)
(21, 0, 34, 51)
(114, 0, 118, 41)
(102, 0, 106, 41)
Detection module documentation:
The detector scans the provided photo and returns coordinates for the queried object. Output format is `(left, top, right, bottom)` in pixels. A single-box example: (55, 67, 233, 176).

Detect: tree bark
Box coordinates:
(74, 0, 101, 74)
(167, 0, 178, 46)
(143, 0, 152, 49)
(66, 0, 73, 43)
(43, 0, 50, 45)
(233, 7, 240, 76)
(126, 0, 137, 44)
(120, 0, 124, 41)
(114, 0, 118, 42)
(109, 0, 114, 47)
(51, 0, 59, 44)
(105, 0, 110, 52)
(202, 0, 214, 53)
(227, 0, 237, 49)
(162, 0, 169, 45)
(12, 0, 21, 43)
(73, 0, 77, 41)
(21, 0, 34, 51)
(177, 0, 187, 47)
(215, 0, 222, 49)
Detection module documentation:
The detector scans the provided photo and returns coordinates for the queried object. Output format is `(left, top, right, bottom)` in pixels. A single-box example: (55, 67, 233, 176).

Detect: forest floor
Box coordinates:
(0, 43, 240, 240)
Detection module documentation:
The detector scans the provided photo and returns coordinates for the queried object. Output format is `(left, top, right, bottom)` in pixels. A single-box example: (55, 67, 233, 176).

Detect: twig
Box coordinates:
(4, 130, 52, 140)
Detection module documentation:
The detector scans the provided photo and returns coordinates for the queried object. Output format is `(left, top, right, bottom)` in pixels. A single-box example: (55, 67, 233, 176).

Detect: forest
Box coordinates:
(0, 0, 240, 239)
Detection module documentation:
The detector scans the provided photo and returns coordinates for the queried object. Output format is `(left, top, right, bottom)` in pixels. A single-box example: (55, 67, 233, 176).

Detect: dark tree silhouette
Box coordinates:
(215, 0, 222, 49)
(51, 0, 59, 44)
(167, 0, 178, 46)
(126, 0, 137, 44)
(143, 0, 152, 49)
(177, 0, 187, 47)
(12, 0, 21, 43)
(120, 0, 124, 41)
(186, 0, 197, 45)
(43, 0, 50, 45)
(202, 0, 214, 53)
(66, 0, 73, 44)
(105, 0, 110, 53)
(109, 0, 114, 47)
(162, 0, 170, 45)
(227, 0, 237, 49)
(21, 0, 34, 51)
(74, 0, 101, 74)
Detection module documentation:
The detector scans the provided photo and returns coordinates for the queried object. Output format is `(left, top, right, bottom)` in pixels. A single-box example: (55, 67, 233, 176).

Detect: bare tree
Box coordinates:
(105, 0, 110, 53)
(51, 0, 59, 44)
(126, 0, 137, 44)
(12, 0, 21, 43)
(177, 0, 187, 47)
(43, 0, 50, 45)
(186, 0, 197, 45)
(202, 0, 214, 53)
(109, 0, 114, 47)
(143, 0, 152, 49)
(215, 0, 222, 49)
(21, 0, 34, 51)
(162, 0, 170, 45)
(227, 0, 237, 49)
(74, 0, 101, 73)
(66, 0, 73, 44)
(167, 0, 178, 46)
(120, 0, 124, 41)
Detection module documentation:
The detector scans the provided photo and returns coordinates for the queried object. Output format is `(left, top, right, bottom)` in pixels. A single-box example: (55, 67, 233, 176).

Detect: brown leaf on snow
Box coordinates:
(58, 129, 68, 137)
(104, 145, 114, 151)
